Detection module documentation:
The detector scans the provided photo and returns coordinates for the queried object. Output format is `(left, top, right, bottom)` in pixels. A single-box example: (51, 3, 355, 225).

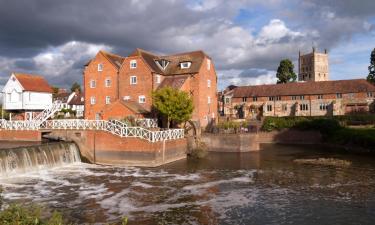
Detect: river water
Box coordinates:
(1, 144, 375, 224)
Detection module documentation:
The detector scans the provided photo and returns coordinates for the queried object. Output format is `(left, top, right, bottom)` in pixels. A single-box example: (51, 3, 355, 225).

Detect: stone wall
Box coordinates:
(46, 130, 187, 167)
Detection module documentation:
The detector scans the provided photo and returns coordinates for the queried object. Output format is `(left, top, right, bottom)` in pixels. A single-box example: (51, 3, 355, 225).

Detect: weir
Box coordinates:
(0, 142, 81, 176)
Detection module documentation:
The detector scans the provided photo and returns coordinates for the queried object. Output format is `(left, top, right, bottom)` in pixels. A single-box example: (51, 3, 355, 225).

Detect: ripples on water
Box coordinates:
(1, 144, 375, 225)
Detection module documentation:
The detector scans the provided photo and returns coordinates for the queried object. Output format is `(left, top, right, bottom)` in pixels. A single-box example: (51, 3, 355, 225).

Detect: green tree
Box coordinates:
(51, 86, 59, 98)
(367, 48, 375, 85)
(152, 87, 194, 128)
(276, 59, 297, 84)
(70, 82, 81, 93)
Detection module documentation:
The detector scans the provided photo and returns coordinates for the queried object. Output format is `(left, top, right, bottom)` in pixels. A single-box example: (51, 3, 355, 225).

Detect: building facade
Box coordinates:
(298, 48, 329, 82)
(221, 79, 375, 119)
(84, 49, 218, 127)
(2, 73, 53, 120)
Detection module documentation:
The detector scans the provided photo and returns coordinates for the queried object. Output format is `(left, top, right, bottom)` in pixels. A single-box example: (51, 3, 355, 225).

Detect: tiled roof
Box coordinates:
(14, 73, 53, 93)
(158, 76, 188, 89)
(100, 50, 126, 69)
(232, 79, 375, 98)
(68, 93, 84, 105)
(120, 100, 150, 114)
(130, 48, 208, 75)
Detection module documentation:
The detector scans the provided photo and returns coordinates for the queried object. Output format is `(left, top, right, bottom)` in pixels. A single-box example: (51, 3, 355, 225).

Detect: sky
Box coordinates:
(0, 0, 374, 90)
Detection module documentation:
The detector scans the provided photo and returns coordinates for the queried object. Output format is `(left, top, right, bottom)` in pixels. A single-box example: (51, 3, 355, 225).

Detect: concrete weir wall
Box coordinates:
(202, 129, 322, 152)
(47, 130, 187, 167)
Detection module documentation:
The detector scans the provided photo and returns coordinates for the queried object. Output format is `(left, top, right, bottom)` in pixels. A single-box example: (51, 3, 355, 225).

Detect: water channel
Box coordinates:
(0, 143, 374, 224)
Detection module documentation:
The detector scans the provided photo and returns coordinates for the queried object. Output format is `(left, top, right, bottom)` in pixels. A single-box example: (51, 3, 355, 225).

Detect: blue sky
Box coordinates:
(0, 0, 374, 90)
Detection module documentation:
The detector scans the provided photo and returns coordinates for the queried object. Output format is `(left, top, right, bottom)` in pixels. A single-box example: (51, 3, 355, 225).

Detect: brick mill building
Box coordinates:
(221, 79, 375, 119)
(84, 49, 217, 127)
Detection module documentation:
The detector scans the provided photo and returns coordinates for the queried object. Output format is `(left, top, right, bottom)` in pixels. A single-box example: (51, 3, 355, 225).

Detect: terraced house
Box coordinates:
(84, 49, 217, 127)
(221, 79, 375, 119)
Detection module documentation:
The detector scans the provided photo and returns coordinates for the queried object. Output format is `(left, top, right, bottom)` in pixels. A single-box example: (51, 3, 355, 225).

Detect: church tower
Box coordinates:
(298, 47, 329, 82)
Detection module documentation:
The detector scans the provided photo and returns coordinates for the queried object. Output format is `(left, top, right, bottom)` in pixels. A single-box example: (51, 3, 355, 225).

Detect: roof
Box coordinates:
(158, 76, 188, 89)
(54, 92, 70, 102)
(68, 93, 84, 105)
(120, 100, 150, 114)
(100, 50, 126, 69)
(129, 48, 208, 75)
(232, 79, 375, 98)
(13, 73, 53, 93)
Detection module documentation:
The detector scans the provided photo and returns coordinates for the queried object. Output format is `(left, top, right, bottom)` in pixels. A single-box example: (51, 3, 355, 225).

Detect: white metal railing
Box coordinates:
(19, 119, 183, 142)
(136, 118, 158, 128)
(32, 100, 63, 126)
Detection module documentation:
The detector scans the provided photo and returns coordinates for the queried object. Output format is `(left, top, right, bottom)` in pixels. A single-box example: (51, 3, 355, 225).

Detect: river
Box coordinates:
(1, 144, 375, 224)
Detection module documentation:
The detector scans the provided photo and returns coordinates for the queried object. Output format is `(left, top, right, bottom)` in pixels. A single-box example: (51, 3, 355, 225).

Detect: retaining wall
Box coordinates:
(0, 130, 41, 142)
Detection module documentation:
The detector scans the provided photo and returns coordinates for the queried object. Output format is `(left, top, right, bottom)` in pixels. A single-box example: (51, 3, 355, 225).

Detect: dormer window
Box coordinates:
(155, 59, 169, 70)
(180, 62, 191, 69)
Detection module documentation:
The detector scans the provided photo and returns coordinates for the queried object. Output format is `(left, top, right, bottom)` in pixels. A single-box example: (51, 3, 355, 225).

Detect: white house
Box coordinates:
(68, 92, 84, 118)
(2, 73, 53, 120)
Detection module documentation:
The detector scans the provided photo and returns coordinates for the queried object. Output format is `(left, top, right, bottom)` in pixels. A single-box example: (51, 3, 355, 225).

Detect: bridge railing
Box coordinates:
(136, 118, 158, 128)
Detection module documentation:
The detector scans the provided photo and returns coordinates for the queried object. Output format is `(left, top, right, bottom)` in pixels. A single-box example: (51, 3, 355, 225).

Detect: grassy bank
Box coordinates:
(262, 116, 375, 152)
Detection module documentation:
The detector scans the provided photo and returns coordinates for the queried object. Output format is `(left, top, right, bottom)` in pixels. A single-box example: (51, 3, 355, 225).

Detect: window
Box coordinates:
(242, 97, 247, 102)
(336, 93, 342, 99)
(267, 105, 272, 112)
(300, 103, 308, 111)
(253, 96, 257, 102)
(282, 104, 287, 111)
(105, 96, 110, 104)
(156, 75, 161, 84)
(292, 96, 297, 100)
(139, 95, 146, 104)
(317, 94, 323, 99)
(156, 59, 169, 70)
(98, 64, 103, 71)
(208, 96, 211, 104)
(130, 76, 137, 85)
(225, 97, 230, 104)
(130, 60, 137, 69)
(90, 80, 96, 88)
(300, 95, 305, 100)
(207, 79, 211, 88)
(320, 103, 329, 111)
(368, 92, 373, 98)
(90, 97, 96, 105)
(207, 59, 211, 70)
(105, 78, 111, 87)
(276, 96, 281, 101)
(180, 62, 191, 69)
(269, 96, 275, 101)
(123, 96, 131, 101)
(95, 113, 100, 120)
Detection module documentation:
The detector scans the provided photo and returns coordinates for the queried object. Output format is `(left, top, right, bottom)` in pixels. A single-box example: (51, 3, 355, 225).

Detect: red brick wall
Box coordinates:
(101, 101, 144, 120)
(119, 56, 153, 110)
(84, 52, 119, 119)
(0, 130, 41, 141)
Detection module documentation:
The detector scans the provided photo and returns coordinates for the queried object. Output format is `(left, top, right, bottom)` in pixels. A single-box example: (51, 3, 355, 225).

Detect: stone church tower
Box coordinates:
(298, 48, 329, 82)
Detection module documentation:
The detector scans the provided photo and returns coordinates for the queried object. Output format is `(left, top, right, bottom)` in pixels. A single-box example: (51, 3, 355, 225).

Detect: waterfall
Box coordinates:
(0, 142, 81, 176)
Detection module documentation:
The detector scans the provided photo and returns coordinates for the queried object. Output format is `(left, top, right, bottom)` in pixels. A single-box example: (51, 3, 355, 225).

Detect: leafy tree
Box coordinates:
(276, 59, 297, 84)
(70, 82, 81, 93)
(367, 48, 375, 85)
(152, 87, 194, 128)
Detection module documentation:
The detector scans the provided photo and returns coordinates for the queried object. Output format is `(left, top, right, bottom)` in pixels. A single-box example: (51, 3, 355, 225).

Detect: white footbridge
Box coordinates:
(0, 101, 184, 142)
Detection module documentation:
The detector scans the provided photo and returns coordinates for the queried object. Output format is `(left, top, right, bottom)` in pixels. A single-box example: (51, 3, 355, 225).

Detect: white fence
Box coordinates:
(0, 119, 184, 143)
(136, 118, 158, 128)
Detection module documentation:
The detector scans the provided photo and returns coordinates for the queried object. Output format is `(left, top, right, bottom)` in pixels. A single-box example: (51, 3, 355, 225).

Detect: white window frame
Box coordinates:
(208, 96, 211, 104)
(105, 96, 111, 104)
(123, 96, 131, 101)
(90, 97, 96, 105)
(180, 62, 191, 69)
(90, 80, 96, 88)
(207, 79, 211, 88)
(130, 60, 137, 69)
(367, 92, 373, 98)
(207, 59, 211, 70)
(98, 63, 103, 72)
(138, 95, 146, 104)
(105, 78, 111, 87)
(267, 105, 272, 112)
(130, 76, 137, 85)
(156, 75, 161, 84)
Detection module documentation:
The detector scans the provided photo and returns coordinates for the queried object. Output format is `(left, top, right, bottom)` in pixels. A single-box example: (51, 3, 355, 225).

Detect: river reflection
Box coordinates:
(1, 144, 375, 224)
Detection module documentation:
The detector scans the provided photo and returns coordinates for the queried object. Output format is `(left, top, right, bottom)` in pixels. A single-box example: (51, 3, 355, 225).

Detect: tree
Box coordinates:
(367, 48, 375, 85)
(70, 82, 81, 93)
(276, 59, 297, 84)
(51, 86, 59, 98)
(152, 87, 194, 128)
